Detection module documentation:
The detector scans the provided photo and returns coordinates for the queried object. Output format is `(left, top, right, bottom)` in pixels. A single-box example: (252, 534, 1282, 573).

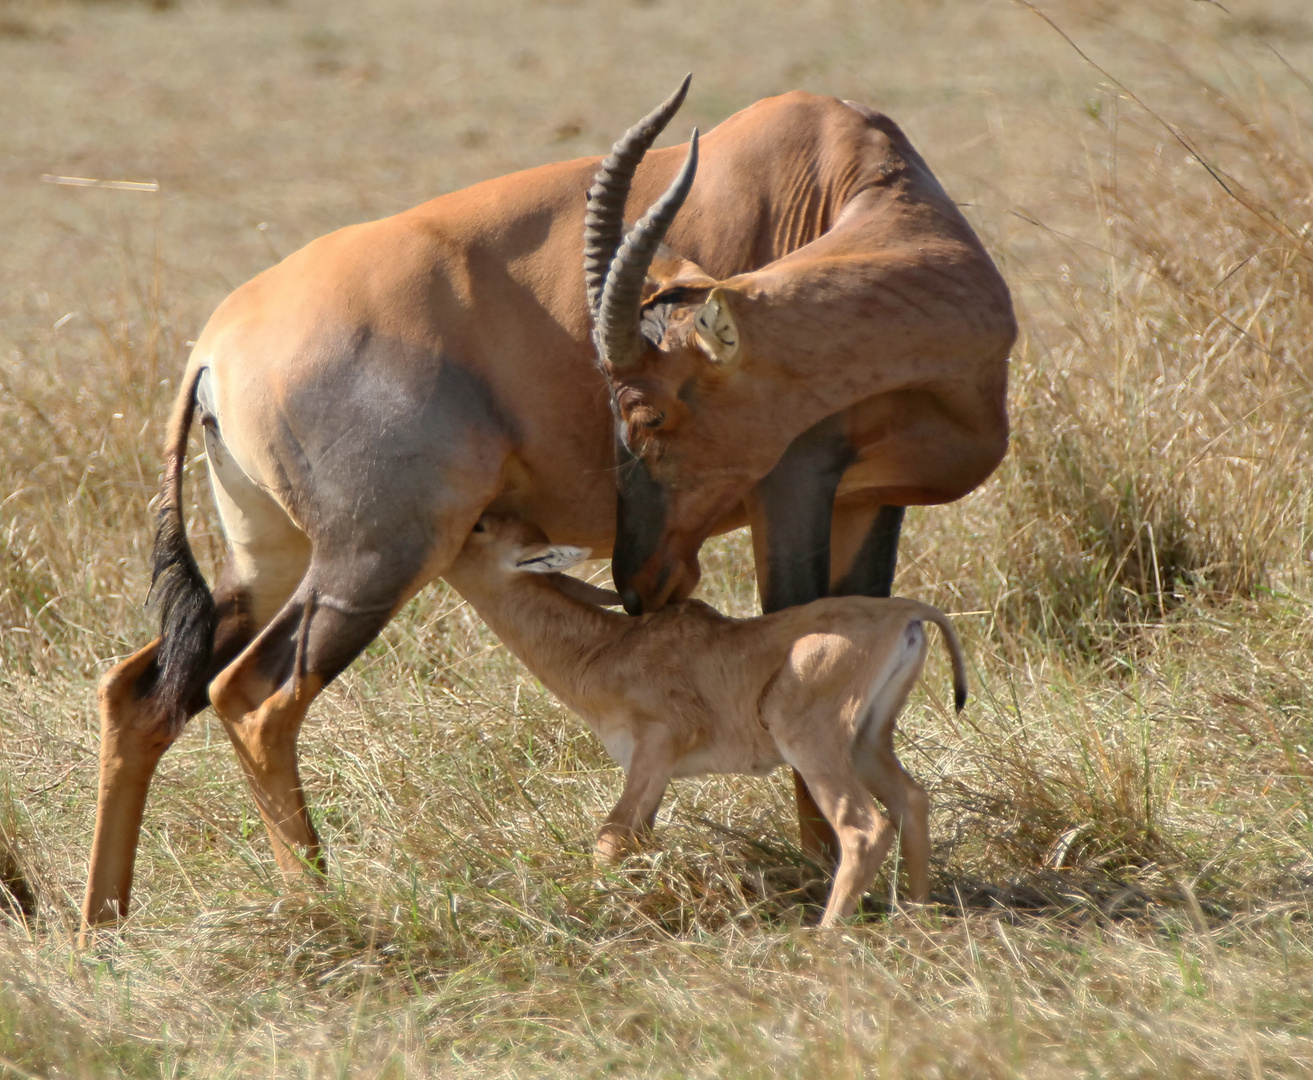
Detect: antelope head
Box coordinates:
(585, 78, 816, 614)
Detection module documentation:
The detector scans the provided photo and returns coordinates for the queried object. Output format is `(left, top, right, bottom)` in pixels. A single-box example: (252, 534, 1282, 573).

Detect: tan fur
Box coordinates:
(83, 90, 1007, 935)
(445, 516, 968, 927)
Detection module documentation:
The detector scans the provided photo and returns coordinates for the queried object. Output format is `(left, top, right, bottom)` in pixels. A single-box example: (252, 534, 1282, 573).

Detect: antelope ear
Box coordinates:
(643, 245, 717, 302)
(693, 287, 741, 365)
(514, 545, 591, 573)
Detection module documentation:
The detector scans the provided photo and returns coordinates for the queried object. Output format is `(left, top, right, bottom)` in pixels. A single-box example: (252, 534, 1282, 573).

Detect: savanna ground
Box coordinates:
(2, 0, 1312, 1075)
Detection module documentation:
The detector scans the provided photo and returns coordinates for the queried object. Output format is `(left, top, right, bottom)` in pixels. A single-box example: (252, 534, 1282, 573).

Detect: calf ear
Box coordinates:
(550, 574, 624, 607)
(693, 287, 741, 365)
(515, 545, 591, 573)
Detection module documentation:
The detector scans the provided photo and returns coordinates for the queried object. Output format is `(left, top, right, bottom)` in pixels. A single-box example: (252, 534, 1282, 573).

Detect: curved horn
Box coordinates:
(584, 74, 692, 317)
(594, 130, 699, 371)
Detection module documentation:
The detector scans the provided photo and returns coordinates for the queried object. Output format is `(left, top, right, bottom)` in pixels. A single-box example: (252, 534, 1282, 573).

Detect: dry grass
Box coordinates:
(3, 0, 1313, 1075)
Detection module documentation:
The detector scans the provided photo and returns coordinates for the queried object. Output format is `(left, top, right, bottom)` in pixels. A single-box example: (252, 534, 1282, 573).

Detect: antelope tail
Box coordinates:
(144, 366, 217, 731)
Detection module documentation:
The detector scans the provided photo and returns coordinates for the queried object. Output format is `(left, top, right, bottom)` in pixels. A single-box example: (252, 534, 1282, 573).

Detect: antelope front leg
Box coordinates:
(747, 414, 856, 870)
(830, 503, 904, 600)
(596, 737, 673, 863)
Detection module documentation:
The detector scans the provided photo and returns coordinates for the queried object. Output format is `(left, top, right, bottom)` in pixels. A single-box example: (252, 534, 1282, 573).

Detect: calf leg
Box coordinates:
(852, 622, 931, 903)
(595, 734, 673, 863)
(779, 502, 908, 869)
(861, 746, 931, 903)
(770, 694, 897, 925)
(790, 762, 895, 927)
(789, 771, 837, 868)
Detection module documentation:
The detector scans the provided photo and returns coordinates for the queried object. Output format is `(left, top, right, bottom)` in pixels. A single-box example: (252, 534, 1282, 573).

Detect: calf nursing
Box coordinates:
(445, 516, 968, 926)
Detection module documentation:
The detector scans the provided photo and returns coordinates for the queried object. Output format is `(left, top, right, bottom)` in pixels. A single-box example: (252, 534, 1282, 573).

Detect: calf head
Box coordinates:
(456, 515, 590, 580)
(454, 515, 623, 609)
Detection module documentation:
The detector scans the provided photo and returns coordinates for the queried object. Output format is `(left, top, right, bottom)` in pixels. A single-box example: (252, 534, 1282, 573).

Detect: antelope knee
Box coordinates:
(207, 663, 265, 725)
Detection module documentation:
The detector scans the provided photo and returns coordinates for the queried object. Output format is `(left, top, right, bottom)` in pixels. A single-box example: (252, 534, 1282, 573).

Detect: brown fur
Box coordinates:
(604, 95, 1016, 607)
(82, 90, 1007, 935)
(445, 516, 968, 927)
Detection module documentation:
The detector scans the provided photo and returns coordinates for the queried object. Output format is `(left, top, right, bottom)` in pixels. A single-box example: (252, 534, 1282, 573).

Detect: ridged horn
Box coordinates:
(584, 74, 692, 318)
(594, 129, 699, 371)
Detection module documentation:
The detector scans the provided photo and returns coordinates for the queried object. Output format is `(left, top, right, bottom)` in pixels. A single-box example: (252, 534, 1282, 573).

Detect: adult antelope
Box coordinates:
(446, 514, 968, 927)
(82, 78, 1014, 932)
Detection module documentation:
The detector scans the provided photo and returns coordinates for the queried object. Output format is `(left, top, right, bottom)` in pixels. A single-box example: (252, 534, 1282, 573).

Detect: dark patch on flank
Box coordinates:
(277, 335, 518, 545)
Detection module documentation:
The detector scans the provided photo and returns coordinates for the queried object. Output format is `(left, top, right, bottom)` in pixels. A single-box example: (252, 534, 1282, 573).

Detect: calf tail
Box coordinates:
(920, 607, 968, 712)
(144, 366, 217, 731)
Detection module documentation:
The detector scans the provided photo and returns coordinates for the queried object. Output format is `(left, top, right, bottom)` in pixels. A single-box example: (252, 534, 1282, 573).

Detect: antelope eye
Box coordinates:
(617, 387, 645, 414)
(624, 403, 666, 432)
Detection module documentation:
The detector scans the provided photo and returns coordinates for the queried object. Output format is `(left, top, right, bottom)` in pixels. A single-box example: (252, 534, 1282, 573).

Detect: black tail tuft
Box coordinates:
(143, 501, 217, 731)
(924, 606, 969, 715)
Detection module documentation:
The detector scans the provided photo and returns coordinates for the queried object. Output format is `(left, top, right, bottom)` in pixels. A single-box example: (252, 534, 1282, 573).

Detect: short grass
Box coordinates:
(2, 0, 1313, 1076)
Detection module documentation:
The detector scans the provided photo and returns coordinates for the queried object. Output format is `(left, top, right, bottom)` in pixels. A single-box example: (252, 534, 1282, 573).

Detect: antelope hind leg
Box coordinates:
(211, 671, 326, 880)
(82, 641, 178, 933)
(208, 542, 439, 879)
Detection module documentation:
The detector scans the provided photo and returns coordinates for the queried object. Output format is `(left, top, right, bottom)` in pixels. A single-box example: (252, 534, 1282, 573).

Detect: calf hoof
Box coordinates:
(594, 826, 640, 864)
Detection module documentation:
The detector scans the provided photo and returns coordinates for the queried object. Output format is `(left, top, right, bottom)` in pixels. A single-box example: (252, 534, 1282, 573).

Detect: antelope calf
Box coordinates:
(445, 515, 967, 927)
